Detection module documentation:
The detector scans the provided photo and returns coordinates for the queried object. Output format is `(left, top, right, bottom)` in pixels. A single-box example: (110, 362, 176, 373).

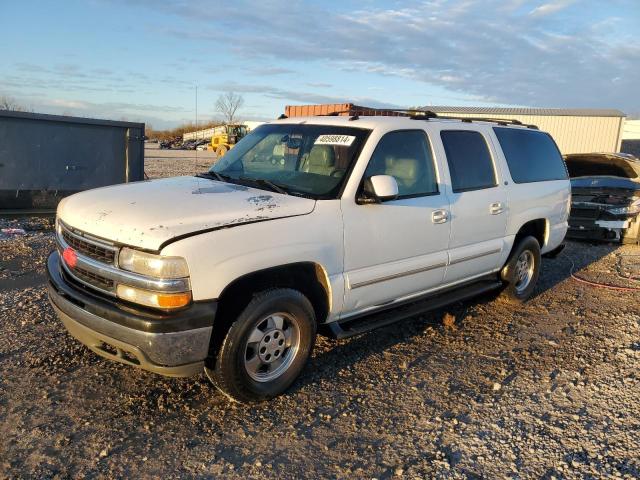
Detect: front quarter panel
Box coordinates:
(160, 200, 344, 314)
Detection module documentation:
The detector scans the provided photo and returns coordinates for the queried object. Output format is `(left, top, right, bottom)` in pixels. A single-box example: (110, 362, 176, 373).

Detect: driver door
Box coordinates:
(341, 129, 451, 316)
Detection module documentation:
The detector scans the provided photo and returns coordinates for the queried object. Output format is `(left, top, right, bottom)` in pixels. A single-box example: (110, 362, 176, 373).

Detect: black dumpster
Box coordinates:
(0, 110, 144, 212)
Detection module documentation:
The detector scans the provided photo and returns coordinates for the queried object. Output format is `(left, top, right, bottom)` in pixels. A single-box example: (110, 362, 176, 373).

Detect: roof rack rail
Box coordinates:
(303, 107, 539, 129)
(434, 115, 538, 129)
(319, 107, 437, 118)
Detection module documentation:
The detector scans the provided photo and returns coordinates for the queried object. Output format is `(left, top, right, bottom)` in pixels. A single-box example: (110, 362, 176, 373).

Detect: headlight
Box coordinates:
(607, 205, 640, 215)
(118, 248, 189, 278)
(607, 199, 640, 216)
(116, 285, 192, 309)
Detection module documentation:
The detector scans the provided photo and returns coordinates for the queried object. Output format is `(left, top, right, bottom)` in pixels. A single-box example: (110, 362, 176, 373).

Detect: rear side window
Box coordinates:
(364, 130, 438, 197)
(440, 131, 497, 192)
(493, 127, 567, 183)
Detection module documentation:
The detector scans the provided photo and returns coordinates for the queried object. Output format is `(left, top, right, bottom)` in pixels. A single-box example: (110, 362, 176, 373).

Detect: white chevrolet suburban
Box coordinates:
(47, 112, 570, 402)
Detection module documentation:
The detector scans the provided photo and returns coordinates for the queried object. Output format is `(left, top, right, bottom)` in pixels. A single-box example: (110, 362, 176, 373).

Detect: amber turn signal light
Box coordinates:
(116, 285, 192, 310)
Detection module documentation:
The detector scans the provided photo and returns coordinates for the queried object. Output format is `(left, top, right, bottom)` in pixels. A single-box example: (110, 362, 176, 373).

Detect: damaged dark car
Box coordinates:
(565, 153, 640, 244)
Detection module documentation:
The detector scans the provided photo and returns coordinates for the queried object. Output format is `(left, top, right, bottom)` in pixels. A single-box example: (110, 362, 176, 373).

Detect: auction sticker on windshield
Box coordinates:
(314, 134, 356, 147)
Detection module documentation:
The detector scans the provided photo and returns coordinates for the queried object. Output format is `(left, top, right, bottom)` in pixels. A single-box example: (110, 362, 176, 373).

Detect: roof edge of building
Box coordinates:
(419, 106, 626, 117)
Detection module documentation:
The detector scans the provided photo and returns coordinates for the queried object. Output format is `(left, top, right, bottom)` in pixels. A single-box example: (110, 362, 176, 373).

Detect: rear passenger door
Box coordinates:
(436, 127, 508, 284)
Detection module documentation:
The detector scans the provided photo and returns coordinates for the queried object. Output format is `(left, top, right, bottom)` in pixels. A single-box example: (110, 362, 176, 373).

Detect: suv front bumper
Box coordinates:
(47, 251, 217, 377)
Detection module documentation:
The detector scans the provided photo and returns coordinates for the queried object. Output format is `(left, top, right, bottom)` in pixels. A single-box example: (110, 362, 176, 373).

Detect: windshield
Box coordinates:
(209, 124, 371, 198)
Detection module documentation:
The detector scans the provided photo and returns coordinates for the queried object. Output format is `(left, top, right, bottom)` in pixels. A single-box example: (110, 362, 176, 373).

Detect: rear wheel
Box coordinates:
(206, 288, 316, 403)
(500, 236, 541, 303)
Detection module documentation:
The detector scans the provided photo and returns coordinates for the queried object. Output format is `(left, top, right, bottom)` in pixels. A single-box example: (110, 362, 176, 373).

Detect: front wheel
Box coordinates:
(216, 145, 228, 157)
(500, 236, 541, 303)
(206, 289, 316, 403)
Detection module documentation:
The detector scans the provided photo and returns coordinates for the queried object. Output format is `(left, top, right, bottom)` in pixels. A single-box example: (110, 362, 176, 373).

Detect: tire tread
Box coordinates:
(206, 288, 315, 403)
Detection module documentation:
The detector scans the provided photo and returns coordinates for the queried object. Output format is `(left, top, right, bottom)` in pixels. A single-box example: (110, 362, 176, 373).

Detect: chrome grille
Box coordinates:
(61, 226, 116, 264)
(71, 265, 115, 291)
(57, 221, 118, 295)
(55, 219, 191, 298)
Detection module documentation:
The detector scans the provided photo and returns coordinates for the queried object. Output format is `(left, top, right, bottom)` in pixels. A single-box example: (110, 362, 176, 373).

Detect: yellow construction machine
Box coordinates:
(210, 124, 248, 157)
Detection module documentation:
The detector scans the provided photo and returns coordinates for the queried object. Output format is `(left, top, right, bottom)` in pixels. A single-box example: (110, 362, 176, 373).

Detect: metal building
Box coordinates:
(0, 110, 145, 212)
(622, 119, 640, 140)
(424, 106, 625, 154)
(620, 119, 640, 157)
(183, 121, 265, 141)
(284, 104, 626, 155)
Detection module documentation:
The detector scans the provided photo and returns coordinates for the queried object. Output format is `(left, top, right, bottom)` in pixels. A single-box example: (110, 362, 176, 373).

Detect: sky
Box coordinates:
(1, 0, 639, 129)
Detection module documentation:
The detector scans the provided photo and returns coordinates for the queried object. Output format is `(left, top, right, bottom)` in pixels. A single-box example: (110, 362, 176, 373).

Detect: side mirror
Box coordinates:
(359, 175, 399, 204)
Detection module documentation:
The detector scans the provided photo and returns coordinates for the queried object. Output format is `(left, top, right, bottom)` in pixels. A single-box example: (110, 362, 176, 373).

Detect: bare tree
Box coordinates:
(215, 92, 244, 124)
(0, 95, 27, 112)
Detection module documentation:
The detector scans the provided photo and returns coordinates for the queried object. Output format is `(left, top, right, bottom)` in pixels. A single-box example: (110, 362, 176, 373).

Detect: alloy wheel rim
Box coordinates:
(244, 312, 300, 382)
(514, 250, 535, 293)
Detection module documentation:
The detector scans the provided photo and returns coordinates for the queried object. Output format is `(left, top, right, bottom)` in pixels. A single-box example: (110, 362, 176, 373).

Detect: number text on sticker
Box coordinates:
(314, 134, 356, 147)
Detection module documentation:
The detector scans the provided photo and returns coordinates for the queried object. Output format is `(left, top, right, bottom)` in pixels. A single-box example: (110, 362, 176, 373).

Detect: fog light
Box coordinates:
(116, 285, 192, 309)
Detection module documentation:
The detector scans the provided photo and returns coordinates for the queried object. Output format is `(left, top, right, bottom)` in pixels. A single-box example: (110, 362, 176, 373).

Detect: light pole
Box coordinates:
(195, 85, 198, 166)
(195, 85, 198, 137)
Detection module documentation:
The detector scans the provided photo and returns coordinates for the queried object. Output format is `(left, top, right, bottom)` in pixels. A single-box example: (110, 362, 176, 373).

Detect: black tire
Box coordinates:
(205, 288, 316, 403)
(500, 236, 541, 303)
(216, 145, 228, 157)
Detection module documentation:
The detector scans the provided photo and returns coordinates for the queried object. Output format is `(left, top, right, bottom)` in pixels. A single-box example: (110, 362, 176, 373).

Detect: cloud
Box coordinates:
(48, 99, 91, 109)
(244, 66, 296, 76)
(205, 81, 400, 109)
(0, 94, 191, 129)
(306, 82, 332, 89)
(529, 0, 575, 17)
(124, 0, 638, 111)
(2, 62, 144, 95)
(15, 62, 48, 73)
(8, 0, 639, 126)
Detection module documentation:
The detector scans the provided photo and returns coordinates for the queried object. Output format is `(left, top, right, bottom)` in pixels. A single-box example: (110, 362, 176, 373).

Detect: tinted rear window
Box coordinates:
(440, 131, 497, 192)
(493, 127, 567, 183)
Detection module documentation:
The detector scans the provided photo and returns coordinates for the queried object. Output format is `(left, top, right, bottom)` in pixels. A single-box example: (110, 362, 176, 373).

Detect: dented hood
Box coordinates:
(57, 176, 315, 251)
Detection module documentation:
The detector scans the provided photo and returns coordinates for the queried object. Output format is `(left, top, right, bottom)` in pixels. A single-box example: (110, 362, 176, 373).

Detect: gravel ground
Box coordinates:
(144, 143, 217, 179)
(1, 152, 639, 478)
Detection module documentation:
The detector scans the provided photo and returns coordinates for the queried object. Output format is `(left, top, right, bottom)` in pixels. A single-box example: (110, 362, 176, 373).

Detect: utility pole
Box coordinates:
(195, 85, 198, 136)
(195, 85, 198, 166)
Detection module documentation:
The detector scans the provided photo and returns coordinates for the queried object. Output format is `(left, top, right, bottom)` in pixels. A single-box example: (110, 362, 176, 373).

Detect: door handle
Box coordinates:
(490, 202, 504, 215)
(432, 209, 449, 224)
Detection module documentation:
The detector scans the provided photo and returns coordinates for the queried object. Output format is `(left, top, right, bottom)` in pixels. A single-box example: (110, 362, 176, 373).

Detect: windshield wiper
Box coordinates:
(196, 171, 232, 183)
(198, 172, 292, 196)
(239, 176, 290, 195)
